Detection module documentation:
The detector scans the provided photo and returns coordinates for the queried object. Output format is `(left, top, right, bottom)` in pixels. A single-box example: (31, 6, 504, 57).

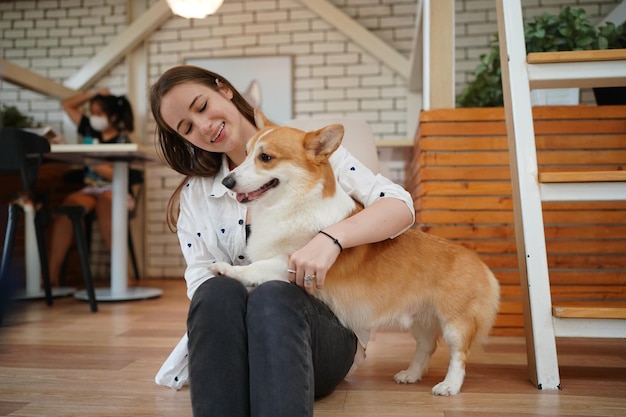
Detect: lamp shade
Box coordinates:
(166, 0, 224, 19)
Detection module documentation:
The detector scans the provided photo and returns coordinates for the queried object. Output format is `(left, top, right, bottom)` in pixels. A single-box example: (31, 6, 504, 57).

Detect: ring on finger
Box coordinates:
(304, 275, 315, 285)
(287, 269, 296, 274)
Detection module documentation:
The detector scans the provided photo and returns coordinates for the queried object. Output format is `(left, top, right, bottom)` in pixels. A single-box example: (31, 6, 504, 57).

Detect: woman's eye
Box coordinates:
(260, 153, 271, 162)
(181, 100, 207, 136)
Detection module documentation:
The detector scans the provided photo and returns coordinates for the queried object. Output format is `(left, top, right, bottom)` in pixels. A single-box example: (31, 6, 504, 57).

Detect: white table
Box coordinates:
(46, 143, 162, 301)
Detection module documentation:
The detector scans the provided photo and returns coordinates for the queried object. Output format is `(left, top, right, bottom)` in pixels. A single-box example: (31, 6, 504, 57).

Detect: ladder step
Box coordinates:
(527, 49, 626, 64)
(526, 50, 626, 89)
(553, 305, 626, 320)
(540, 171, 626, 183)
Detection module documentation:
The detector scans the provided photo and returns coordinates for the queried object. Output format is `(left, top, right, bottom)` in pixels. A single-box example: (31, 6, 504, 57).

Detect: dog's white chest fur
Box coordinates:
(246, 182, 355, 262)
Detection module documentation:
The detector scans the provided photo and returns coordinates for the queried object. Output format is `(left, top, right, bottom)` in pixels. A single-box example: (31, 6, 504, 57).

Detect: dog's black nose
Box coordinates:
(222, 175, 236, 189)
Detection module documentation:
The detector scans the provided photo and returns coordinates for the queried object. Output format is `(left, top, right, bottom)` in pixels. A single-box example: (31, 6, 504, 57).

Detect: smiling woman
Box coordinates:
(149, 64, 415, 417)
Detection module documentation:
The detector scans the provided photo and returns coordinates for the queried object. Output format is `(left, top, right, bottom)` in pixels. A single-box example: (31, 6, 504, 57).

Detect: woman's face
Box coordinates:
(89, 101, 115, 132)
(160, 81, 253, 154)
(89, 102, 108, 118)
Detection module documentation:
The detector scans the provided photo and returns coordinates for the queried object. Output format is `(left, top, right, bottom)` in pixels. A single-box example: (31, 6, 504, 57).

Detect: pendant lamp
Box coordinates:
(166, 0, 224, 19)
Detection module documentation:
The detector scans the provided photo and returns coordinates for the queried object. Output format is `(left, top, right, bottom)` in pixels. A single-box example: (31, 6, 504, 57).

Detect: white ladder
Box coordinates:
(495, 0, 626, 390)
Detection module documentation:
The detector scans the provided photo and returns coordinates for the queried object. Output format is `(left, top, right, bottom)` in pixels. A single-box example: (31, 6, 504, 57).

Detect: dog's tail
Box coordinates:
(475, 265, 501, 347)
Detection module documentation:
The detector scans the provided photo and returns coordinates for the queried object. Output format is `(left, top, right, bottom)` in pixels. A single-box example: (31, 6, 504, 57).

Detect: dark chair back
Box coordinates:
(0, 128, 51, 192)
(0, 128, 53, 322)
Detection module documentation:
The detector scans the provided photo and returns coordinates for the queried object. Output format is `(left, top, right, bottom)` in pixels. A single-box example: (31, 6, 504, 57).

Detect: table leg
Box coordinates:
(111, 160, 128, 295)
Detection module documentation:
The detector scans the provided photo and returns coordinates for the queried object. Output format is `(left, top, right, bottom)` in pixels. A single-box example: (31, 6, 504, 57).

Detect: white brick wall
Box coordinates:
(1, 0, 621, 278)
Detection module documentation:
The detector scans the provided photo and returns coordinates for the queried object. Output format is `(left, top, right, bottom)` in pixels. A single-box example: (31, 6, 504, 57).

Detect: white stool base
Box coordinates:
(74, 287, 162, 302)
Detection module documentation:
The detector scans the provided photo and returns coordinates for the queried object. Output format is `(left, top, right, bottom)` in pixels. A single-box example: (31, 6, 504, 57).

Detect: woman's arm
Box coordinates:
(61, 88, 110, 125)
(290, 198, 413, 293)
(288, 146, 415, 293)
(322, 197, 413, 249)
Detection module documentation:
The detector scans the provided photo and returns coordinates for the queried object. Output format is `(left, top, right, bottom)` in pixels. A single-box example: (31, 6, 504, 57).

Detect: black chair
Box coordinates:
(58, 167, 144, 284)
(53, 204, 98, 312)
(0, 128, 54, 323)
(0, 128, 98, 317)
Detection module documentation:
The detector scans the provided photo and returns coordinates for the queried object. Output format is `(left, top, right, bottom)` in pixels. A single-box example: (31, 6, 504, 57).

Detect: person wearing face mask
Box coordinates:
(46, 89, 135, 287)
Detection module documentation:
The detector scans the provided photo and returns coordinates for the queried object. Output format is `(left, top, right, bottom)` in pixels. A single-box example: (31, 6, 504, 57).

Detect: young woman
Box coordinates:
(150, 65, 415, 417)
(48, 89, 135, 286)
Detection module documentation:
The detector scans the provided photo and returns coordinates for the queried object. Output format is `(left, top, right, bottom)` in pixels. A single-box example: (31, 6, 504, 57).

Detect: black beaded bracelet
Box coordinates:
(319, 230, 343, 252)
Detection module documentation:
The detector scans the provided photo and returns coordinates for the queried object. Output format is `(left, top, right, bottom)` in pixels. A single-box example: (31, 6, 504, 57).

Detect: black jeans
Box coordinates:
(187, 277, 357, 417)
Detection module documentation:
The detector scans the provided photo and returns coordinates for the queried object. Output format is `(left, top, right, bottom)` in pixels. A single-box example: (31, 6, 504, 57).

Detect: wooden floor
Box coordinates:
(1, 280, 625, 417)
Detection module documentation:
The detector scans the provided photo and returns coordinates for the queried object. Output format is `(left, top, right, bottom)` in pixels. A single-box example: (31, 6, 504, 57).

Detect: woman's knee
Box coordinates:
(247, 281, 306, 319)
(189, 277, 248, 319)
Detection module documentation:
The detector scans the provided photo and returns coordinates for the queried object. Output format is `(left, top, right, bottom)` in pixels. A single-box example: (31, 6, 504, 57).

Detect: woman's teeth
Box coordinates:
(211, 122, 225, 142)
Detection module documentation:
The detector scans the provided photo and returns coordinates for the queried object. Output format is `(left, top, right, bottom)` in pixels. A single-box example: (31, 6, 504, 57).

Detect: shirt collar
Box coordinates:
(209, 154, 234, 198)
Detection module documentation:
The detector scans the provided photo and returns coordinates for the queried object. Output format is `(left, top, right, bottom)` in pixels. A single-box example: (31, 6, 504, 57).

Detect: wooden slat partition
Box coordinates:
(406, 105, 626, 336)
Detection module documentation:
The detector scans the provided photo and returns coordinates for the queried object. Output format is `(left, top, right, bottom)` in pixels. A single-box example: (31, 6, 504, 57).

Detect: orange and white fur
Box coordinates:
(211, 111, 500, 396)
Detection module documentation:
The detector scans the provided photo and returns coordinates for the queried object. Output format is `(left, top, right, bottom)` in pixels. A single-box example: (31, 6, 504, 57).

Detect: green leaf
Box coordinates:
(0, 105, 36, 128)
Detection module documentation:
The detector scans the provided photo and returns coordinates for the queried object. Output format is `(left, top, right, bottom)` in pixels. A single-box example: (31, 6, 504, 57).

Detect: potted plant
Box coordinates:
(0, 104, 35, 128)
(457, 7, 626, 108)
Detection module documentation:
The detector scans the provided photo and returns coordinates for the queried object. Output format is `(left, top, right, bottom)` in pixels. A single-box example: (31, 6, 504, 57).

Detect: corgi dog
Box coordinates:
(211, 111, 500, 396)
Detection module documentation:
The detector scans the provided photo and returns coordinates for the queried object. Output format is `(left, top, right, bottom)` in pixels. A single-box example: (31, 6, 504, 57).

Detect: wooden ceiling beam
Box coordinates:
(63, 0, 171, 90)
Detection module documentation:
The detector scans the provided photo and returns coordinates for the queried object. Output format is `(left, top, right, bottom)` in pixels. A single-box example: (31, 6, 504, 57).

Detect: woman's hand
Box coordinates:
(286, 198, 413, 296)
(287, 232, 341, 295)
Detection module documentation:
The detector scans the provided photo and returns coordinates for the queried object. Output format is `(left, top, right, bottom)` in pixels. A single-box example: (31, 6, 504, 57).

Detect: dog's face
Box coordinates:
(222, 110, 344, 206)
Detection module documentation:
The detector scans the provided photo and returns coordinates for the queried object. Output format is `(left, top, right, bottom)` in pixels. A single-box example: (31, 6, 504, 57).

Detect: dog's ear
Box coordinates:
(305, 124, 344, 160)
(253, 109, 274, 130)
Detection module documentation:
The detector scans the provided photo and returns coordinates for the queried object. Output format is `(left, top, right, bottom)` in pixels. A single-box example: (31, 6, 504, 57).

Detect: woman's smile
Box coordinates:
(211, 122, 225, 143)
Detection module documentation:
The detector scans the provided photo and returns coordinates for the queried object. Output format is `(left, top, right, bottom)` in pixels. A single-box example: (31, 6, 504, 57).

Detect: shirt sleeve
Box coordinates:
(329, 145, 416, 237)
(177, 179, 224, 300)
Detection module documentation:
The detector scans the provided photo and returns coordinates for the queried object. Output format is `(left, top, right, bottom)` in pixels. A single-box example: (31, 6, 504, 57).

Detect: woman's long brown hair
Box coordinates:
(149, 65, 256, 231)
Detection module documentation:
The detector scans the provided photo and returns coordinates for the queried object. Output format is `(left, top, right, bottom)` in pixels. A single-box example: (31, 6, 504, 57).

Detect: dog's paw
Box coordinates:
(394, 369, 422, 384)
(431, 380, 461, 396)
(210, 262, 258, 287)
(210, 262, 236, 278)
